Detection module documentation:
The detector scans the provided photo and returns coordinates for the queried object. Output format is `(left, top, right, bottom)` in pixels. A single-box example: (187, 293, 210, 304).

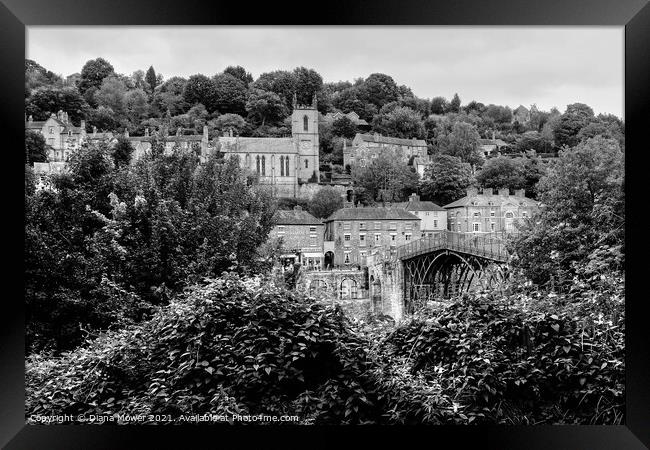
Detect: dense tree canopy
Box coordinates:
(420, 154, 473, 206)
(78, 58, 115, 94)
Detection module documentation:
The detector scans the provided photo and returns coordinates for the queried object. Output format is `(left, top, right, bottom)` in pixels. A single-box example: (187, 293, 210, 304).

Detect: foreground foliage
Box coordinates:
(27, 272, 624, 425)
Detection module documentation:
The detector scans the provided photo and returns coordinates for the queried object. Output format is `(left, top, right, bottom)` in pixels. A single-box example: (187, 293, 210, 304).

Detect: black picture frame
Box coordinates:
(2, 0, 649, 448)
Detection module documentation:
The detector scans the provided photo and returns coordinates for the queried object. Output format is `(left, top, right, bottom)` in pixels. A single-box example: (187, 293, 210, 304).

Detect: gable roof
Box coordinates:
(443, 193, 538, 209)
(273, 209, 323, 226)
(325, 207, 419, 222)
(404, 201, 446, 212)
(479, 139, 509, 147)
(219, 136, 296, 154)
(355, 133, 427, 147)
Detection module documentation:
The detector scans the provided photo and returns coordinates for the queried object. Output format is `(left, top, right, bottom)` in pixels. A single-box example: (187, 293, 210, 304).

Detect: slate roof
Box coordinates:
(356, 133, 427, 147)
(127, 135, 204, 142)
(443, 193, 538, 209)
(25, 121, 46, 130)
(479, 139, 509, 147)
(219, 136, 296, 154)
(401, 201, 446, 212)
(325, 207, 419, 222)
(273, 209, 323, 226)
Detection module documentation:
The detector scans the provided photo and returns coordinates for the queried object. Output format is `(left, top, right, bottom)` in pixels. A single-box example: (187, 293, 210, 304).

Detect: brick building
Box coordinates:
(394, 193, 448, 235)
(324, 207, 421, 268)
(444, 187, 539, 233)
(26, 111, 86, 162)
(269, 206, 325, 269)
(344, 132, 430, 177)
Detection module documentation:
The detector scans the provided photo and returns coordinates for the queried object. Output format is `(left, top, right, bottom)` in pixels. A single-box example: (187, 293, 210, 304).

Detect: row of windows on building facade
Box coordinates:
(254, 155, 309, 176)
(277, 225, 319, 247)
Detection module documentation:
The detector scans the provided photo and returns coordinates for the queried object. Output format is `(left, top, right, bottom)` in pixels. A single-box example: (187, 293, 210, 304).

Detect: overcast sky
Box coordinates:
(27, 26, 623, 118)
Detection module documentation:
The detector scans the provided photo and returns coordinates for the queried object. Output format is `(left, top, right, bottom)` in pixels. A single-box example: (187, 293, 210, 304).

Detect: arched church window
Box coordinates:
(305, 159, 309, 169)
(303, 115, 309, 132)
(285, 156, 290, 176)
(256, 155, 260, 174)
(261, 156, 266, 175)
(280, 156, 285, 176)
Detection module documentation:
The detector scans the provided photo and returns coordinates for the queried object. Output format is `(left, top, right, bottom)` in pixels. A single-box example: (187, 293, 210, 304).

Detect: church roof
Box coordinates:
(219, 136, 297, 154)
(325, 207, 419, 222)
(355, 133, 426, 147)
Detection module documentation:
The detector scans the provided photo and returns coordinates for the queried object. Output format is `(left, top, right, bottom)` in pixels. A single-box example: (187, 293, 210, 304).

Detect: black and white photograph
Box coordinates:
(16, 17, 636, 433)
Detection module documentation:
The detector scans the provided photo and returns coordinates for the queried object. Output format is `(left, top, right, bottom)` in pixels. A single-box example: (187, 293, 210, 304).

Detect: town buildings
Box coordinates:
(344, 132, 430, 177)
(269, 206, 325, 270)
(394, 194, 448, 236)
(444, 187, 539, 233)
(26, 111, 86, 162)
(219, 94, 320, 198)
(127, 126, 210, 161)
(324, 207, 421, 268)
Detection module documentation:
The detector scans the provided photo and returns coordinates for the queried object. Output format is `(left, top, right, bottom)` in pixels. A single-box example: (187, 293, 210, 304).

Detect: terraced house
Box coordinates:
(444, 187, 539, 233)
(324, 207, 421, 268)
(269, 206, 325, 270)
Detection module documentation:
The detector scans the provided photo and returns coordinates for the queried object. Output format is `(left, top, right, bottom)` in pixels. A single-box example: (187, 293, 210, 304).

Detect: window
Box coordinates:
(256, 155, 260, 174)
(374, 233, 381, 242)
(309, 226, 317, 232)
(490, 222, 495, 231)
(360, 250, 367, 258)
(433, 219, 438, 228)
(473, 223, 480, 232)
(280, 156, 285, 176)
(49, 127, 54, 134)
(277, 226, 285, 235)
(405, 222, 413, 230)
(505, 211, 514, 219)
(344, 234, 351, 246)
(359, 233, 366, 245)
(374, 222, 381, 230)
(303, 115, 309, 132)
(390, 233, 397, 245)
(261, 156, 266, 175)
(490, 210, 496, 217)
(343, 222, 351, 230)
(473, 212, 480, 218)
(522, 211, 528, 218)
(405, 233, 412, 241)
(305, 159, 309, 169)
(425, 212, 430, 216)
(310, 236, 317, 247)
(389, 223, 397, 230)
(344, 253, 351, 264)
(359, 222, 366, 230)
(285, 156, 290, 176)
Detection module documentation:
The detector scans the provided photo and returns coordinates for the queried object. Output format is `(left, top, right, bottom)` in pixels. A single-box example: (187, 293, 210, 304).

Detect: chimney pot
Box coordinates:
(466, 187, 479, 197)
(498, 188, 509, 196)
(483, 188, 493, 195)
(514, 189, 526, 197)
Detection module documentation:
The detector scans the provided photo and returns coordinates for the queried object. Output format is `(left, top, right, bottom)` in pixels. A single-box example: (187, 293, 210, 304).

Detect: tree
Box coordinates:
(430, 97, 448, 114)
(211, 113, 247, 136)
(145, 66, 158, 93)
(25, 130, 48, 164)
(308, 186, 344, 219)
(420, 154, 473, 206)
(183, 74, 217, 111)
(331, 116, 357, 139)
(482, 104, 513, 124)
(211, 73, 248, 115)
(87, 106, 122, 132)
(360, 73, 399, 109)
(293, 67, 323, 105)
(124, 89, 149, 125)
(152, 76, 189, 116)
(372, 106, 425, 139)
(94, 76, 128, 119)
(252, 70, 297, 109)
(437, 122, 483, 167)
(554, 103, 595, 148)
(351, 147, 419, 204)
(475, 156, 525, 190)
(510, 136, 624, 285)
(449, 93, 461, 113)
(78, 58, 115, 94)
(25, 87, 88, 124)
(245, 88, 288, 126)
(223, 65, 253, 86)
(25, 59, 63, 93)
(112, 136, 135, 167)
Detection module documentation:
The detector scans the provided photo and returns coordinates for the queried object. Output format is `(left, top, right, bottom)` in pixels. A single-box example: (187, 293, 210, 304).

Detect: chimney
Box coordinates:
(124, 128, 129, 138)
(293, 205, 303, 211)
(514, 189, 526, 197)
(466, 187, 479, 197)
(64, 112, 69, 124)
(145, 128, 150, 137)
(483, 188, 493, 196)
(491, 130, 496, 140)
(498, 188, 510, 196)
(92, 125, 97, 136)
(409, 193, 420, 202)
(80, 120, 86, 131)
(28, 115, 33, 123)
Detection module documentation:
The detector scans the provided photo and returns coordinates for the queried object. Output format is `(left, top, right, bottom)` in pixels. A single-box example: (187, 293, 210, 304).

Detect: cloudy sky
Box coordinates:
(27, 26, 623, 117)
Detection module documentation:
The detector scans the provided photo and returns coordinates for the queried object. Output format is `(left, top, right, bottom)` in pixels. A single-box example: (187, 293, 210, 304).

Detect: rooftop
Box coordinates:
(444, 189, 538, 209)
(219, 136, 296, 154)
(273, 208, 323, 226)
(355, 133, 427, 147)
(325, 207, 420, 222)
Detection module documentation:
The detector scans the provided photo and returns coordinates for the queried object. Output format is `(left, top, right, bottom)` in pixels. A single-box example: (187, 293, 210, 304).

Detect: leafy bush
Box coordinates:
(26, 274, 381, 424)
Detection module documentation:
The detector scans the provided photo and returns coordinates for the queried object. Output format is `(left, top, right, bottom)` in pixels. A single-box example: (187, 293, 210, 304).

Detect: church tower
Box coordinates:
(291, 93, 320, 183)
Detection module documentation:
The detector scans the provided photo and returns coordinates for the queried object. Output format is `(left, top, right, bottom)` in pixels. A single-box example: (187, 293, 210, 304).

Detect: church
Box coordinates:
(219, 94, 320, 198)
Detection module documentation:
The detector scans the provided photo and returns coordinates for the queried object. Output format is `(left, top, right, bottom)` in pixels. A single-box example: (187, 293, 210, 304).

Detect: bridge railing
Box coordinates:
(394, 230, 509, 262)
